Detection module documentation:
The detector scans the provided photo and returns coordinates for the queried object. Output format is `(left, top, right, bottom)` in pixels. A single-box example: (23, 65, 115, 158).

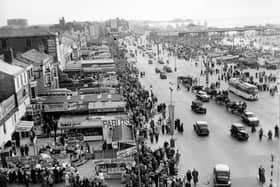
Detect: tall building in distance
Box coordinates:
(7, 18, 28, 27)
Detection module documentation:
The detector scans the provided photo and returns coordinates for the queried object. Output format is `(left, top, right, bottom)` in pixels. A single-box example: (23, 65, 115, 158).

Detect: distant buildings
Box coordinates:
(0, 27, 60, 61)
(7, 18, 28, 27)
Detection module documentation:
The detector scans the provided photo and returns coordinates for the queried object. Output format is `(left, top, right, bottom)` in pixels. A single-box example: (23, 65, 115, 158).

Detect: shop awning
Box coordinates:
(15, 121, 34, 132)
(112, 125, 134, 142)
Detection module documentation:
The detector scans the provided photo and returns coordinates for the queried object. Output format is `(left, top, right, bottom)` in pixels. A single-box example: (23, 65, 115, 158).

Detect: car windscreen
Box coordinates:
(216, 171, 229, 179)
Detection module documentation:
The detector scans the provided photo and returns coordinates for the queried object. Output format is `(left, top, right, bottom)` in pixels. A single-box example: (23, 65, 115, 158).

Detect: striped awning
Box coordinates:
(15, 120, 34, 132)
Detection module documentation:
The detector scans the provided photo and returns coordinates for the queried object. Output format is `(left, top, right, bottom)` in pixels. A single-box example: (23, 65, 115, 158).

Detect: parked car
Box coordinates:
(155, 67, 161, 73)
(148, 59, 153, 64)
(196, 91, 210, 102)
(230, 123, 249, 141)
(193, 121, 209, 136)
(191, 100, 207, 114)
(158, 60, 164, 64)
(241, 111, 259, 126)
(213, 164, 231, 187)
(163, 65, 172, 73)
(160, 72, 167, 79)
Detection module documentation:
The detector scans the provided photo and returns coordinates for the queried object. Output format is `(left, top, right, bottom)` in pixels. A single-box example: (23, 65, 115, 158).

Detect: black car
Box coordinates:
(158, 60, 164, 64)
(148, 59, 153, 64)
(191, 100, 207, 114)
(160, 73, 167, 79)
(230, 123, 249, 141)
(194, 121, 209, 136)
(163, 65, 172, 73)
(155, 67, 161, 73)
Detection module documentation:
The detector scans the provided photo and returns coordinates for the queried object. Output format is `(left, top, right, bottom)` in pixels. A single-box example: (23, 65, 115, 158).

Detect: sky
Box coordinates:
(1, 0, 280, 27)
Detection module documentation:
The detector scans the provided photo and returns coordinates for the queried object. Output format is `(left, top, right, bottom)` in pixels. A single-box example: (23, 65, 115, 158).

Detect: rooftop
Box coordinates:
(0, 59, 23, 75)
(41, 93, 124, 104)
(0, 27, 56, 38)
(20, 49, 53, 65)
(81, 58, 114, 65)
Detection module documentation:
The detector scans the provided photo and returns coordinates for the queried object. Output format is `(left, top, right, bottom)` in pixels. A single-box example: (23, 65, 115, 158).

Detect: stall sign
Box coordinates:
(102, 119, 131, 128)
(117, 146, 137, 159)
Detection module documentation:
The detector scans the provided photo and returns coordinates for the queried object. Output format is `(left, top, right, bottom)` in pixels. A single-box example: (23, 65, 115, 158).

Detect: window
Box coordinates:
(1, 39, 7, 49)
(17, 76, 20, 89)
(31, 87, 36, 99)
(26, 39, 32, 48)
(3, 123, 6, 134)
(20, 74, 23, 86)
(33, 71, 40, 79)
(24, 72, 27, 84)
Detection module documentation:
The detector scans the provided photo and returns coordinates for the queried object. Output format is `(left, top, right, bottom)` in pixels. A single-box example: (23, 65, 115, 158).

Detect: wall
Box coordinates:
(0, 114, 16, 146)
(0, 72, 14, 102)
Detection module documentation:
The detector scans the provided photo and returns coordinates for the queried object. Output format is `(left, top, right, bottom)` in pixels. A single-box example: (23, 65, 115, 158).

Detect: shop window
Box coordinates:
(1, 39, 7, 49)
(26, 39, 32, 48)
(31, 87, 36, 99)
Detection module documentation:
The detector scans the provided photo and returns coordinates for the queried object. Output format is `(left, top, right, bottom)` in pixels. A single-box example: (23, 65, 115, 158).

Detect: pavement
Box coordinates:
(128, 35, 280, 187)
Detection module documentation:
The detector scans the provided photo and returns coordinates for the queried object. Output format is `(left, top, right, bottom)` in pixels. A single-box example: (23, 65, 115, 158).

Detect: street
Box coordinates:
(132, 40, 280, 187)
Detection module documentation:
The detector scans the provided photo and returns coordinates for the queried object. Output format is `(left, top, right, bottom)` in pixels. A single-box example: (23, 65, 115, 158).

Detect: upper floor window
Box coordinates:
(26, 39, 32, 48)
(1, 39, 7, 49)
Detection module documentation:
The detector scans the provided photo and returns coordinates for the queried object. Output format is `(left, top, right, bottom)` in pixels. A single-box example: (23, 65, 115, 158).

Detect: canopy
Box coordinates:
(15, 121, 34, 132)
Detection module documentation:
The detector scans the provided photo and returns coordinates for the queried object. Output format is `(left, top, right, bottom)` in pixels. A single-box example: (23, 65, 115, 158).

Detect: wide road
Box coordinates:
(129, 38, 280, 187)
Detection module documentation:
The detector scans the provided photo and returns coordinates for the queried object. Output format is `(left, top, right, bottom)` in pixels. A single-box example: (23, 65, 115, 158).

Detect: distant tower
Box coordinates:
(59, 17, 66, 26)
(204, 20, 208, 28)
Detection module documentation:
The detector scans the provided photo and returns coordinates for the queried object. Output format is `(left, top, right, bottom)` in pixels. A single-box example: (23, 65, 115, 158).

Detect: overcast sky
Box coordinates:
(1, 0, 280, 26)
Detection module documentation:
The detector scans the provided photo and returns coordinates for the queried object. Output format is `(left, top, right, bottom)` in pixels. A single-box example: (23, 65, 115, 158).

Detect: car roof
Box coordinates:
(232, 123, 244, 127)
(196, 121, 208, 125)
(244, 111, 254, 115)
(198, 91, 207, 94)
(215, 164, 230, 172)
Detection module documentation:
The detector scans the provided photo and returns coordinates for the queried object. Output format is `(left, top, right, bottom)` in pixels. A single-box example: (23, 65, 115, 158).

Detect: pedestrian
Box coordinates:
(186, 169, 192, 184)
(47, 173, 54, 187)
(175, 149, 181, 166)
(251, 125, 256, 133)
(149, 128, 154, 143)
(20, 146, 24, 157)
(154, 126, 160, 143)
(274, 125, 279, 138)
(192, 168, 199, 186)
(259, 128, 263, 140)
(24, 144, 29, 156)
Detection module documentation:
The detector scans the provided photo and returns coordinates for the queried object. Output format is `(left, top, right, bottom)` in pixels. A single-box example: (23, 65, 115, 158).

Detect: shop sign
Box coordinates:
(102, 119, 131, 128)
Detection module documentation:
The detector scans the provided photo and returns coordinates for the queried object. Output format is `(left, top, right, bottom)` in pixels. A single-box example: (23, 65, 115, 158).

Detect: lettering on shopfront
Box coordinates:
(102, 119, 131, 128)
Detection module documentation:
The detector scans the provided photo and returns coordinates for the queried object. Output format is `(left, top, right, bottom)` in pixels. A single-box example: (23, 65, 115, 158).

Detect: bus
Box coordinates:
(228, 78, 258, 101)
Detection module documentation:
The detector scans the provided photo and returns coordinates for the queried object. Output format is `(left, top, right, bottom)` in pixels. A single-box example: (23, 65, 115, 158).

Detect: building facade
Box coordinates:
(0, 59, 31, 146)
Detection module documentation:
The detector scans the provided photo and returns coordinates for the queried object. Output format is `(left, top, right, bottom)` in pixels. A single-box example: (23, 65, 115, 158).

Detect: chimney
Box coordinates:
(4, 48, 14, 64)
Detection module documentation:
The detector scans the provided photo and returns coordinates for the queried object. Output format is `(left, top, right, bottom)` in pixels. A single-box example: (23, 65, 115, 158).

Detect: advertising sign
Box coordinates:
(117, 146, 137, 159)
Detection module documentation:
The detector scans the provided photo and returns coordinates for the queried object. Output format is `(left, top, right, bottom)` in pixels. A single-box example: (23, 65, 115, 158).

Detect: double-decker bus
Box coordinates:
(228, 78, 258, 101)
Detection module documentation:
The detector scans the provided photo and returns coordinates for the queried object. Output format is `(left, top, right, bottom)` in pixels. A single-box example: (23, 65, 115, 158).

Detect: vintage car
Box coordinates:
(241, 111, 259, 126)
(215, 94, 230, 105)
(155, 67, 161, 73)
(226, 101, 247, 114)
(160, 72, 167, 79)
(158, 60, 165, 64)
(148, 59, 153, 64)
(191, 85, 204, 92)
(213, 164, 231, 187)
(196, 91, 210, 102)
(193, 121, 209, 136)
(163, 65, 173, 73)
(191, 100, 207, 114)
(230, 123, 249, 141)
